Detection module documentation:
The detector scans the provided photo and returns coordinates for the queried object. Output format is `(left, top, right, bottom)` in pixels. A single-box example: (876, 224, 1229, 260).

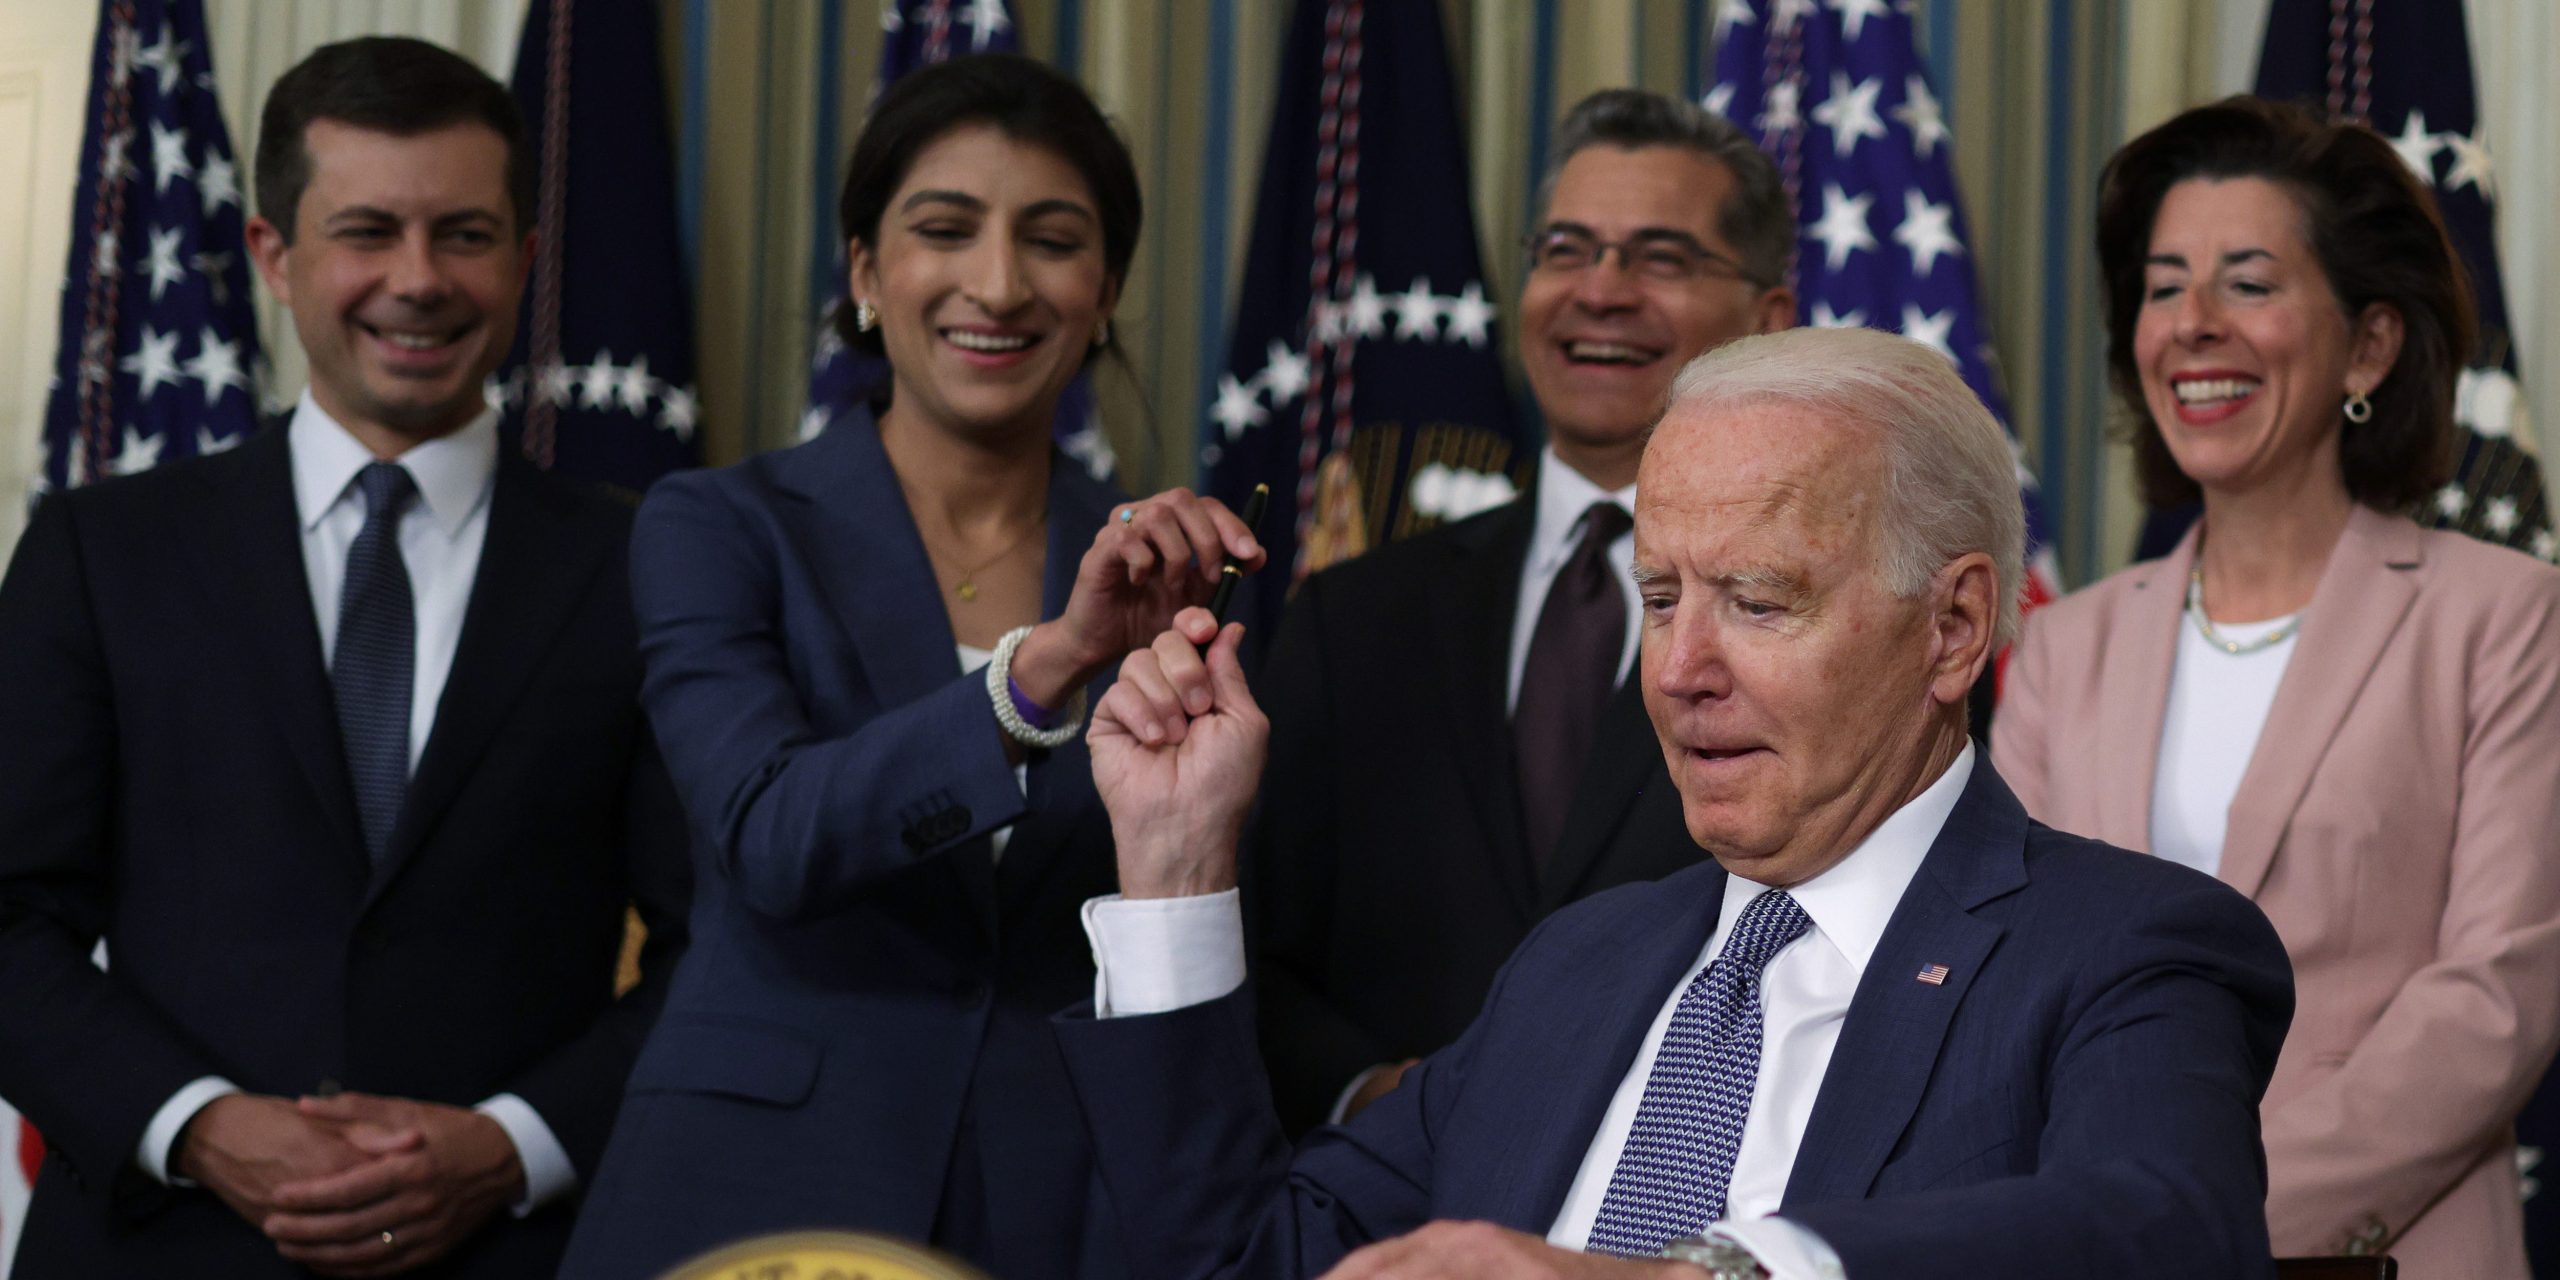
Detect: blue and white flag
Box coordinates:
(1708, 0, 2063, 635)
(2256, 0, 2550, 561)
(39, 0, 260, 495)
(1204, 0, 1523, 626)
(496, 0, 702, 495)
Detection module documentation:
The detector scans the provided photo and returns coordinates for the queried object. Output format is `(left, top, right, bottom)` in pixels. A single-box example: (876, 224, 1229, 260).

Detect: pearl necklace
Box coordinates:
(2186, 561, 2302, 655)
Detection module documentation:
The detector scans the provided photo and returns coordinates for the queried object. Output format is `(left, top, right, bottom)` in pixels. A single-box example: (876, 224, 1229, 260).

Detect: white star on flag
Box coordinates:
(109, 20, 141, 90)
(1811, 301, 1867, 328)
(1898, 303, 1956, 362)
(137, 23, 189, 96)
(1391, 277, 1445, 340)
(111, 426, 165, 475)
(880, 0, 903, 33)
(2435, 483, 2469, 519)
(483, 372, 517, 412)
(1770, 0, 1819, 33)
(1713, 0, 1756, 41)
(100, 128, 137, 184)
(960, 0, 1012, 51)
(1211, 373, 1268, 441)
(2440, 126, 2493, 196)
(2484, 496, 2520, 536)
(612, 353, 659, 414)
(536, 361, 579, 407)
(1828, 0, 1890, 41)
(2534, 529, 2557, 563)
(195, 425, 243, 455)
(1444, 283, 1496, 347)
(2386, 110, 2439, 183)
(659, 385, 700, 440)
(143, 225, 186, 300)
(1761, 78, 1802, 135)
(182, 328, 247, 402)
(1702, 83, 1736, 119)
(149, 121, 193, 194)
(1808, 183, 1877, 271)
(1892, 190, 1962, 276)
(1261, 340, 1312, 402)
(575, 350, 620, 408)
(1891, 75, 1948, 160)
(799, 405, 830, 441)
(1810, 72, 1886, 157)
(1345, 275, 1389, 340)
(198, 152, 239, 216)
(120, 325, 184, 400)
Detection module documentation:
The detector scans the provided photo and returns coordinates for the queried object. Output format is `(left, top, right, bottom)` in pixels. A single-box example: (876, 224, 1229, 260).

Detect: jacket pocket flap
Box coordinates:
(627, 1016, 822, 1106)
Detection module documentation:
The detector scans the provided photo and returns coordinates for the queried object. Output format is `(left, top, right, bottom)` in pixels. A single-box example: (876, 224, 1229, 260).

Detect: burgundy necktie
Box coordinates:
(1515, 501, 1632, 867)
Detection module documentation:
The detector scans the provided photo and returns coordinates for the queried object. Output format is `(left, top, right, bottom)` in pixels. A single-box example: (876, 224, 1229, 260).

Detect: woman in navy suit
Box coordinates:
(561, 54, 1261, 1280)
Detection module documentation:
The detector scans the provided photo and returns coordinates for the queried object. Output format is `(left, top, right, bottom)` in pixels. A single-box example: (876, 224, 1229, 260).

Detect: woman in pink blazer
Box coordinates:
(1994, 97, 2560, 1277)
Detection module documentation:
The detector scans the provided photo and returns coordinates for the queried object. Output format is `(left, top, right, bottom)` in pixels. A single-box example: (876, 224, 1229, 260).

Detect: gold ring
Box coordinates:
(381, 1229, 396, 1248)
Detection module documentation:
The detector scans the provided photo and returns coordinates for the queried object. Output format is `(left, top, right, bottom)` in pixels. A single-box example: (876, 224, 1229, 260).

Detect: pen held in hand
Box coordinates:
(1208, 483, 1270, 624)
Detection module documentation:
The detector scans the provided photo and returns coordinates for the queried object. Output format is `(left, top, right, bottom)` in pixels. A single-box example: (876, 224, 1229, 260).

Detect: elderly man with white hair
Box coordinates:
(1059, 327, 2294, 1280)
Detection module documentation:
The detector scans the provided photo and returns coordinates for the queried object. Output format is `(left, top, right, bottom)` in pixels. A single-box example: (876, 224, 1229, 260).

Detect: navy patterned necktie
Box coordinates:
(1587, 888, 1814, 1256)
(1514, 500, 1632, 868)
(332, 462, 418, 863)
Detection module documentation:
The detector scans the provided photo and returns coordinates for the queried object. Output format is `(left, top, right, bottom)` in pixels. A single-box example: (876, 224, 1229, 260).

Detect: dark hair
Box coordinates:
(256, 36, 531, 243)
(831, 53, 1143, 358)
(1539, 88, 1793, 289)
(2094, 95, 2470, 512)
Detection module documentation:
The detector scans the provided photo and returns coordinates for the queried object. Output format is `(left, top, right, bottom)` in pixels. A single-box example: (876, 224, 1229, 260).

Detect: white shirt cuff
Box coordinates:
(138, 1076, 242, 1185)
(1081, 889, 1246, 1017)
(1710, 1218, 1850, 1280)
(476, 1093, 577, 1216)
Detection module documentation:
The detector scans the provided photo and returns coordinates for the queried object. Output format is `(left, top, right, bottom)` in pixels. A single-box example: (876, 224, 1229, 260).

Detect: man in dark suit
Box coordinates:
(1067, 326, 2293, 1279)
(1249, 90, 1798, 1132)
(0, 38, 687, 1278)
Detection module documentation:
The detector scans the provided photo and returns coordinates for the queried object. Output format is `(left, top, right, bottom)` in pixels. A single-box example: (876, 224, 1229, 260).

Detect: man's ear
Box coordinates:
(1753, 285, 1797, 335)
(245, 215, 292, 304)
(1928, 551, 1999, 706)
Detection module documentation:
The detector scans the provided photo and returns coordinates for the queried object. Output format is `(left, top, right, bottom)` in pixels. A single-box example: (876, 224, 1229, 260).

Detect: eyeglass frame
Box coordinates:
(1520, 222, 1777, 290)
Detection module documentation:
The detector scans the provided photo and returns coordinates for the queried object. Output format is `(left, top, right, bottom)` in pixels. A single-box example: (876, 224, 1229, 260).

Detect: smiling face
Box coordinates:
(246, 119, 526, 453)
(2134, 176, 2402, 501)
(851, 123, 1118, 447)
(1634, 401, 1967, 887)
(1519, 145, 1792, 477)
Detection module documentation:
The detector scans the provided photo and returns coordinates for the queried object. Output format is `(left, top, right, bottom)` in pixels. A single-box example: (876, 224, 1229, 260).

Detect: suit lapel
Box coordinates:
(2215, 507, 2422, 899)
(2092, 530, 2192, 852)
(184, 428, 369, 870)
(1783, 761, 2025, 1205)
(1478, 863, 1728, 1230)
(996, 454, 1124, 915)
(775, 407, 996, 931)
(1433, 498, 1540, 920)
(366, 455, 612, 904)
(1536, 675, 1662, 911)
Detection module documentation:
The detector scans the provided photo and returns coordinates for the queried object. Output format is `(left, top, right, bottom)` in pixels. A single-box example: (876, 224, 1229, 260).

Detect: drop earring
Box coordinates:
(855, 300, 878, 333)
(1092, 319, 1111, 350)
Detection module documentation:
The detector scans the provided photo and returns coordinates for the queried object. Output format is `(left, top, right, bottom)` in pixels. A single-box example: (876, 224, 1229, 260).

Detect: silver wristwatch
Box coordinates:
(1659, 1236, 1770, 1280)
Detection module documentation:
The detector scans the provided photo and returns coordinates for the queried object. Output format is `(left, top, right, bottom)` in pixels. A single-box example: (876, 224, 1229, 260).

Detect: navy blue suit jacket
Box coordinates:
(1058, 760, 2294, 1279)
(0, 427, 690, 1279)
(562, 407, 1129, 1280)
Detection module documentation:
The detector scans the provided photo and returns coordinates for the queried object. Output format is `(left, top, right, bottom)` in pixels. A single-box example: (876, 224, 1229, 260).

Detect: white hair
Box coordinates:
(1660, 326, 2027, 644)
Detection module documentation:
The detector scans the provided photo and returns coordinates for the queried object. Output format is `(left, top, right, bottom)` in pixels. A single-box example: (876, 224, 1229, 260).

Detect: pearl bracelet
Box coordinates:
(986, 625, 1085, 749)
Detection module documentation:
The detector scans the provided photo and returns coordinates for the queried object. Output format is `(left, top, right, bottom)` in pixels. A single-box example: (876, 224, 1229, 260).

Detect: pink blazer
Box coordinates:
(1994, 505, 2560, 1278)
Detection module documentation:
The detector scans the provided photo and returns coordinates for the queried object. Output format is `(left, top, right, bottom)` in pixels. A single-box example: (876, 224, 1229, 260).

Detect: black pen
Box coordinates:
(1208, 483, 1270, 624)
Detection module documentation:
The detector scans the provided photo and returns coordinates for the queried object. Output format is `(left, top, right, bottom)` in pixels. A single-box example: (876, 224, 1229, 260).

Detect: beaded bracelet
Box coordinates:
(986, 625, 1085, 749)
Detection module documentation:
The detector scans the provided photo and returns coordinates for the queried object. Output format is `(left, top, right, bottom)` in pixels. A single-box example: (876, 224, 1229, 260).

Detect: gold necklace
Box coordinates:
(2186, 561, 2302, 655)
(944, 516, 1045, 602)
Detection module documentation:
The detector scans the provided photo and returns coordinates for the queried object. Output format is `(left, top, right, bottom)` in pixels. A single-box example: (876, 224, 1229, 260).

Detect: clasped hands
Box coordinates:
(174, 1090, 524, 1276)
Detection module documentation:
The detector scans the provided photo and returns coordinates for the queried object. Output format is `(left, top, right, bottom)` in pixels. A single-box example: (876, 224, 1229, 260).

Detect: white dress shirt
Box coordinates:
(1505, 447, 1641, 711)
(2149, 613, 2296, 878)
(137, 394, 574, 1215)
(1083, 745, 1978, 1280)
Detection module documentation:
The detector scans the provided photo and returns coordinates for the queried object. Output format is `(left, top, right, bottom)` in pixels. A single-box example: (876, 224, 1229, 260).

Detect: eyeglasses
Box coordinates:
(1522, 225, 1770, 287)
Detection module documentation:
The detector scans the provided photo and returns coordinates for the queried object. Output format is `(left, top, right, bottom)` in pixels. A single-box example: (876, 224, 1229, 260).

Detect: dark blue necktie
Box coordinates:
(332, 462, 417, 863)
(1587, 888, 1813, 1256)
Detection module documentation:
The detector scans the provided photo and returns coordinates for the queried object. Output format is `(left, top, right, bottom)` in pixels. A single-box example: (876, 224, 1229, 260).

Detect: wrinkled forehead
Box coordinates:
(1635, 402, 1882, 556)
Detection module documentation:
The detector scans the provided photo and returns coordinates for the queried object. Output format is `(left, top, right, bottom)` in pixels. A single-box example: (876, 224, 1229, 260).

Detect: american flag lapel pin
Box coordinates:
(1915, 963, 1950, 986)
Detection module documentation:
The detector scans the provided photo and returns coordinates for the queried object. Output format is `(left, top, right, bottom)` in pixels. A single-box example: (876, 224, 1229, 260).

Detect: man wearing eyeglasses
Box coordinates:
(1247, 89, 1797, 1135)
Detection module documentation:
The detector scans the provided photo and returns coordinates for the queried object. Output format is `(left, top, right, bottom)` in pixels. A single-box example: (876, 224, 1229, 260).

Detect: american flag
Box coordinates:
(800, 1, 1113, 478)
(1707, 0, 2064, 636)
(37, 0, 261, 497)
(1202, 0, 1525, 628)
